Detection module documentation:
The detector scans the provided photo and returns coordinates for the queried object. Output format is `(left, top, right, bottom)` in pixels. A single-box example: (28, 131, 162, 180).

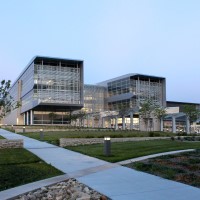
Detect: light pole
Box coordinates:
(104, 137, 111, 156)
(40, 129, 44, 140)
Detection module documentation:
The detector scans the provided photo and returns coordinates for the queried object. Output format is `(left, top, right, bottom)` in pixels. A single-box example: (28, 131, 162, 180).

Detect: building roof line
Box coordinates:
(10, 56, 84, 89)
(97, 73, 165, 86)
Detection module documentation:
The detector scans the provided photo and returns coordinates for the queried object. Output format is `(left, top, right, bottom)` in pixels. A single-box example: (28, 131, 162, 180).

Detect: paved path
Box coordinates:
(0, 129, 200, 200)
(117, 149, 195, 165)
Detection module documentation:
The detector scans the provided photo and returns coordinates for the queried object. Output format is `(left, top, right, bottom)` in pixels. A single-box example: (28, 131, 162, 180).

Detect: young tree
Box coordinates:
(139, 99, 155, 131)
(183, 105, 200, 122)
(118, 104, 129, 130)
(154, 106, 167, 131)
(49, 112, 57, 124)
(77, 110, 87, 127)
(183, 105, 200, 133)
(0, 80, 20, 118)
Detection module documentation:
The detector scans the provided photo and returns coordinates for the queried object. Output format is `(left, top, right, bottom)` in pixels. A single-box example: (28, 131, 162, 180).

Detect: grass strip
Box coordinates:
(66, 140, 200, 162)
(19, 130, 173, 145)
(0, 148, 63, 191)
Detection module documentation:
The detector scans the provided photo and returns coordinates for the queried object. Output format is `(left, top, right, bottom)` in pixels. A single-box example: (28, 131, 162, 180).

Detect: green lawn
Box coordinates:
(0, 148, 63, 191)
(19, 130, 173, 145)
(0, 135, 4, 139)
(66, 140, 200, 162)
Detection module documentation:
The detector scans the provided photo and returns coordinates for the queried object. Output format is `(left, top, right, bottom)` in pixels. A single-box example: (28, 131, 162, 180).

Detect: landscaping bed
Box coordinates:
(14, 178, 109, 200)
(18, 130, 173, 145)
(66, 140, 200, 163)
(125, 150, 200, 188)
(0, 148, 63, 191)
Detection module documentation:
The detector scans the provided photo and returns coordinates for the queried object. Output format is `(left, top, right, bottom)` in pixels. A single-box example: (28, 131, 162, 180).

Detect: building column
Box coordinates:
(115, 116, 118, 130)
(160, 118, 163, 132)
(172, 116, 176, 133)
(87, 115, 89, 127)
(102, 117, 105, 128)
(130, 112, 134, 130)
(108, 118, 111, 128)
(23, 113, 26, 125)
(26, 111, 29, 125)
(122, 116, 125, 130)
(92, 116, 94, 128)
(186, 116, 190, 134)
(30, 110, 33, 125)
(98, 118, 101, 128)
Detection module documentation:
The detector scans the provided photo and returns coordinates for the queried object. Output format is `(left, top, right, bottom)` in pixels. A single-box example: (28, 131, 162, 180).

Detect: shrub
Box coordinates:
(148, 132, 155, 137)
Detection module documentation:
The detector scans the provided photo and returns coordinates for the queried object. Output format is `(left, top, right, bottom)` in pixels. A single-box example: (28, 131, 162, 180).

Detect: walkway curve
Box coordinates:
(0, 129, 200, 200)
(117, 149, 195, 165)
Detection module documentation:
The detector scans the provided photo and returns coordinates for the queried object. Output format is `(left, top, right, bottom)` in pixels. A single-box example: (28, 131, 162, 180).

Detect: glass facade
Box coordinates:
(5, 58, 168, 126)
(6, 56, 84, 125)
(108, 78, 130, 96)
(33, 63, 82, 105)
(107, 75, 165, 111)
(83, 84, 106, 113)
(33, 111, 71, 124)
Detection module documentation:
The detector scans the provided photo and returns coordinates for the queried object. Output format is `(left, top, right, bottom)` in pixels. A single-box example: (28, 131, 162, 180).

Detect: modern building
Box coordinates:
(3, 56, 84, 125)
(2, 56, 200, 133)
(163, 101, 200, 133)
(82, 73, 166, 130)
(98, 73, 166, 110)
(83, 84, 107, 113)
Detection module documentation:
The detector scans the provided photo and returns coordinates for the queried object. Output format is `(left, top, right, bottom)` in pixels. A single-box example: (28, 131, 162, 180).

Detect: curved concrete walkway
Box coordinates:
(0, 129, 200, 200)
(117, 149, 195, 165)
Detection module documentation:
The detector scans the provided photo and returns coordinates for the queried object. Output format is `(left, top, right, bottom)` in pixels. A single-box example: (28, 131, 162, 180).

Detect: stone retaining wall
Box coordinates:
(0, 139, 23, 148)
(60, 137, 169, 147)
(14, 128, 112, 133)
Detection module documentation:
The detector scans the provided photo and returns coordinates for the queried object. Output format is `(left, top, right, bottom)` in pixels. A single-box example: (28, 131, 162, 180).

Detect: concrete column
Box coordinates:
(98, 118, 101, 128)
(160, 118, 163, 132)
(122, 116, 125, 130)
(186, 116, 190, 134)
(130, 112, 134, 130)
(23, 113, 26, 125)
(172, 116, 176, 133)
(87, 115, 89, 127)
(108, 118, 111, 128)
(102, 117, 105, 128)
(115, 116, 118, 130)
(92, 117, 94, 128)
(30, 110, 33, 125)
(26, 112, 29, 125)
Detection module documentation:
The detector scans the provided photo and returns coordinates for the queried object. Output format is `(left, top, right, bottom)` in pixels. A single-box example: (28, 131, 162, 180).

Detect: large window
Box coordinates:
(108, 78, 130, 97)
(33, 64, 81, 104)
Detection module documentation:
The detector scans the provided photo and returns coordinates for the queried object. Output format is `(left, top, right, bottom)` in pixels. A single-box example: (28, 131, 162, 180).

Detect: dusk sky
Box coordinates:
(0, 0, 199, 103)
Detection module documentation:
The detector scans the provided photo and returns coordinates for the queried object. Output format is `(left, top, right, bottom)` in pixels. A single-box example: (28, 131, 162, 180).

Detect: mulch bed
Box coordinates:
(125, 150, 200, 188)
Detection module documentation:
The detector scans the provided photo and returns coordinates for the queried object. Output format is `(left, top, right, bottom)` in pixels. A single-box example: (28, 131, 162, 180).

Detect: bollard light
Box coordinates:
(23, 126, 25, 133)
(104, 136, 111, 156)
(40, 129, 44, 140)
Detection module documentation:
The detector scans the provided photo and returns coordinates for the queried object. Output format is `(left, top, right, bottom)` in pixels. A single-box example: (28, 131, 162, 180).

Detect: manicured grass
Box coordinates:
(19, 130, 173, 145)
(125, 151, 200, 188)
(66, 140, 200, 162)
(0, 148, 63, 191)
(0, 135, 4, 139)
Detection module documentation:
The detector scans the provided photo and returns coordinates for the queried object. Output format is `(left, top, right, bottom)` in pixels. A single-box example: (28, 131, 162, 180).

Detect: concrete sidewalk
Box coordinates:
(117, 149, 195, 165)
(0, 129, 200, 200)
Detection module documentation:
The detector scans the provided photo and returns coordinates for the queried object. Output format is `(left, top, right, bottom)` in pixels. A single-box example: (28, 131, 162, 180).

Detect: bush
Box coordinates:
(148, 132, 155, 137)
